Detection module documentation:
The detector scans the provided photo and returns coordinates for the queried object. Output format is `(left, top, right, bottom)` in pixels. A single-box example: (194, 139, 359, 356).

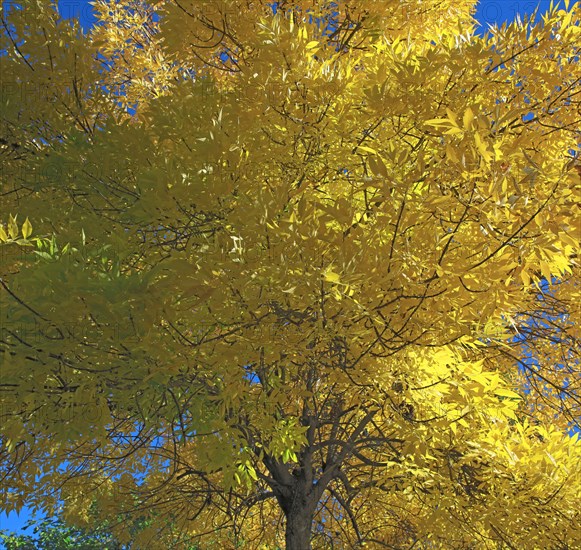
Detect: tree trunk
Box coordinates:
(280, 473, 317, 550)
(285, 502, 314, 550)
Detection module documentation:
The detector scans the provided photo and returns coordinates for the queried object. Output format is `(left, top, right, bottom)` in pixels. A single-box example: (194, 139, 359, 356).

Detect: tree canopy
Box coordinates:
(0, 516, 125, 550)
(1, 1, 580, 548)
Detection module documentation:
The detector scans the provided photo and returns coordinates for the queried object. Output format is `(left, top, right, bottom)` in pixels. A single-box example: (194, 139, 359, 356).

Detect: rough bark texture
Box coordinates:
(285, 503, 314, 550)
(281, 475, 317, 550)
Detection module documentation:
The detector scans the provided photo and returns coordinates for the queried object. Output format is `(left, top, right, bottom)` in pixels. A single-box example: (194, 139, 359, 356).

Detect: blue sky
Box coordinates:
(51, 0, 556, 33)
(0, 0, 567, 540)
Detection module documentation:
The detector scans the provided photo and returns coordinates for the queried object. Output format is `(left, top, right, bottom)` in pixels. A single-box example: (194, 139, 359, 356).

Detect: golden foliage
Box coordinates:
(1, 1, 580, 547)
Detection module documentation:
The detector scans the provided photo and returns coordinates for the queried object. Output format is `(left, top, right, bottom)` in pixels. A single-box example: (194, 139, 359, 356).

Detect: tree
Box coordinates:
(0, 516, 125, 550)
(1, 0, 580, 548)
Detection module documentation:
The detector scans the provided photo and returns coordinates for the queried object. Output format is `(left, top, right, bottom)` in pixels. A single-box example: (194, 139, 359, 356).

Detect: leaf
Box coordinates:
(425, 118, 449, 126)
(33, 251, 54, 260)
(8, 214, 18, 239)
(494, 388, 522, 400)
(0, 225, 8, 242)
(323, 270, 341, 283)
(445, 108, 459, 126)
(444, 126, 464, 135)
(21, 217, 32, 240)
(540, 260, 552, 283)
(368, 155, 389, 178)
(463, 107, 475, 130)
(356, 145, 378, 155)
(282, 286, 297, 293)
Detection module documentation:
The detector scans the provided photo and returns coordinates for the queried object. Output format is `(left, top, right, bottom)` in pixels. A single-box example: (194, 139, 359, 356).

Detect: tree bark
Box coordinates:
(285, 498, 315, 550)
(280, 473, 317, 550)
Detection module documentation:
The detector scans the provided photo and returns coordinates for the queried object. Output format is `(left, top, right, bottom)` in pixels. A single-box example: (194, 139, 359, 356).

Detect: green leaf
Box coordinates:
(33, 251, 54, 261)
(247, 465, 258, 481)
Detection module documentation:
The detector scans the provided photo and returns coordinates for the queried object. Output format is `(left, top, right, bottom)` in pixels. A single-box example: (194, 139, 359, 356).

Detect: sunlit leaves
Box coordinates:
(0, 0, 580, 547)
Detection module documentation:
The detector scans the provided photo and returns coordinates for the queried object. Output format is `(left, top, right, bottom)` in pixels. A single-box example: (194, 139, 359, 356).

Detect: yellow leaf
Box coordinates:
(520, 268, 530, 287)
(0, 225, 8, 242)
(503, 407, 518, 420)
(425, 118, 449, 126)
(494, 388, 521, 400)
(21, 217, 32, 240)
(357, 145, 378, 155)
(463, 107, 475, 130)
(540, 260, 552, 282)
(445, 108, 459, 126)
(8, 214, 18, 239)
(368, 155, 388, 178)
(444, 126, 464, 135)
(475, 132, 492, 162)
(559, 231, 578, 248)
(446, 143, 458, 162)
(323, 271, 341, 283)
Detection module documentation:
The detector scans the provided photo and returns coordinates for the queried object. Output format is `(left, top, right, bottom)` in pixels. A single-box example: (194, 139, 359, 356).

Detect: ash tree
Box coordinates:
(1, 1, 580, 548)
